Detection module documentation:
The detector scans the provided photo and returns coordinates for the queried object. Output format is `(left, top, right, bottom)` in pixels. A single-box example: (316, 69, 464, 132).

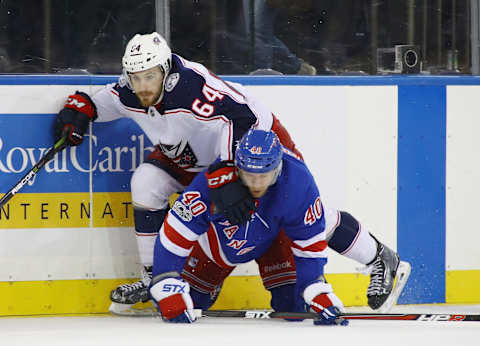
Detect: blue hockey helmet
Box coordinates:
(235, 129, 283, 173)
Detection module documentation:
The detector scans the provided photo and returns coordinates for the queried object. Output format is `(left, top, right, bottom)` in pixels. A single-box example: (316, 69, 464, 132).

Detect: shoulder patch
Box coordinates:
(118, 74, 128, 88)
(172, 200, 193, 222)
(165, 73, 180, 92)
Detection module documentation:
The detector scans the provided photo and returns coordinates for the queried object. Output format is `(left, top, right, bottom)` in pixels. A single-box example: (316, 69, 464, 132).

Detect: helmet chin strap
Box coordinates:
(154, 66, 169, 105)
(270, 160, 283, 185)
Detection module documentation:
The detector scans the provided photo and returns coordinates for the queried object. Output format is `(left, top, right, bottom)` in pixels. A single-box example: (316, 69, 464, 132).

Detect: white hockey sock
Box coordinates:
(341, 225, 377, 265)
(136, 234, 156, 267)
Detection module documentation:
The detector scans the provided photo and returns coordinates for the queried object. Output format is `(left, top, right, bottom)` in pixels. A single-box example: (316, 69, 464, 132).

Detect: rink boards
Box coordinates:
(0, 75, 479, 315)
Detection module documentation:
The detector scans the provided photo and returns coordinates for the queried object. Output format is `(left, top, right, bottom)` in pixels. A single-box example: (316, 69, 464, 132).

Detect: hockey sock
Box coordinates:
(327, 211, 377, 264)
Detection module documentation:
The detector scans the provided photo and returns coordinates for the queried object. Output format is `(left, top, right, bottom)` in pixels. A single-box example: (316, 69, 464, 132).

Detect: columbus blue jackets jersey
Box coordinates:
(154, 150, 328, 292)
(92, 54, 274, 172)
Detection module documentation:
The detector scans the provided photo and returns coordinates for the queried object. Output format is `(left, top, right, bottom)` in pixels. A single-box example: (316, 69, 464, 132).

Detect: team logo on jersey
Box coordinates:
(237, 246, 255, 256)
(222, 225, 239, 239)
(158, 140, 199, 169)
(227, 239, 247, 250)
(165, 73, 180, 92)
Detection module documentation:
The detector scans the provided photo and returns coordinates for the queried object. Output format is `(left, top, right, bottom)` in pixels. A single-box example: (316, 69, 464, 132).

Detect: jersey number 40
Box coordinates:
(304, 196, 323, 226)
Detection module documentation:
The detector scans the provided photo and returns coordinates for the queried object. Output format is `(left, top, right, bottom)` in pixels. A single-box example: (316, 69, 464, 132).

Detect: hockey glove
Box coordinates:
(206, 160, 256, 225)
(150, 276, 196, 323)
(53, 91, 97, 146)
(304, 280, 349, 326)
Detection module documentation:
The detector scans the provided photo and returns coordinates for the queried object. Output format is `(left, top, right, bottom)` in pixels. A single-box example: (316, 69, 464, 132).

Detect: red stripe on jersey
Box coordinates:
(227, 121, 233, 160)
(135, 232, 158, 237)
(124, 106, 147, 114)
(263, 273, 297, 290)
(291, 239, 328, 253)
(164, 218, 196, 251)
(206, 224, 231, 268)
(164, 108, 230, 124)
(181, 271, 214, 294)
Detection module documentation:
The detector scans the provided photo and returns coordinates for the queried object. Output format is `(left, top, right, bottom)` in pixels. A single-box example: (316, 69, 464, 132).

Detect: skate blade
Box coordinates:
(377, 261, 412, 313)
(109, 302, 157, 317)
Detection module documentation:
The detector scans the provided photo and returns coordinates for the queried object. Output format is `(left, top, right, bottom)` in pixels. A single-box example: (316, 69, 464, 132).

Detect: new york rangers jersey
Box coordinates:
(92, 54, 274, 172)
(154, 151, 329, 292)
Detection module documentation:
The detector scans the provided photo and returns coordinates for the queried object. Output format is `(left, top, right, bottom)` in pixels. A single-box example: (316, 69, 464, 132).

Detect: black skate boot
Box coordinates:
(110, 266, 152, 305)
(366, 238, 402, 311)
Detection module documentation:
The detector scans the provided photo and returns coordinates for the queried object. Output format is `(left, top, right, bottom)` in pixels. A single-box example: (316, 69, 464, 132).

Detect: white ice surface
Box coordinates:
(1, 305, 479, 346)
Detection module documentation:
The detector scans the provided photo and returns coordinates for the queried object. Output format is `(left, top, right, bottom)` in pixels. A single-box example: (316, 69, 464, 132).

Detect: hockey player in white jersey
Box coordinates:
(52, 32, 410, 313)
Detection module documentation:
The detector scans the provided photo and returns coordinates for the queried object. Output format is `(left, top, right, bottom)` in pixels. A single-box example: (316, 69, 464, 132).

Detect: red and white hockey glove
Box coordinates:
(206, 160, 256, 225)
(53, 91, 97, 146)
(304, 279, 349, 326)
(150, 276, 196, 323)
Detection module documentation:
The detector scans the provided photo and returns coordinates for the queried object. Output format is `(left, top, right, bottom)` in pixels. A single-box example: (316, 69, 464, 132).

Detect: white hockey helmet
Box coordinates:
(122, 32, 172, 75)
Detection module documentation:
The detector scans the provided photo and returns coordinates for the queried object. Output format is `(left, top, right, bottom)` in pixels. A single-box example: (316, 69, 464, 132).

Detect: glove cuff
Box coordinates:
(157, 293, 189, 320)
(207, 160, 235, 174)
(206, 160, 239, 188)
(303, 281, 333, 304)
(64, 91, 97, 120)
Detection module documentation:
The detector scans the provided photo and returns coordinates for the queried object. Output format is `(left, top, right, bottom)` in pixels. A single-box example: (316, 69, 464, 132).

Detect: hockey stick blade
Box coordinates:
(110, 307, 480, 322)
(0, 135, 68, 208)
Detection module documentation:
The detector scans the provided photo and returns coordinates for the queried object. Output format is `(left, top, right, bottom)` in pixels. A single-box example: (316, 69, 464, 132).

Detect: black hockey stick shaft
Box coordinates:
(0, 135, 68, 208)
(200, 310, 480, 322)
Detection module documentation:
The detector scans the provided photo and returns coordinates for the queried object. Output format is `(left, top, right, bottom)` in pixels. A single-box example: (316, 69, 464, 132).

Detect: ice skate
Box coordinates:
(366, 239, 411, 313)
(109, 266, 152, 315)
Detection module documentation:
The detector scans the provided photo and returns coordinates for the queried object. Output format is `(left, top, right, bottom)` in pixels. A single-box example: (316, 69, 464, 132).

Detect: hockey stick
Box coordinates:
(110, 307, 480, 322)
(199, 310, 480, 322)
(0, 135, 68, 208)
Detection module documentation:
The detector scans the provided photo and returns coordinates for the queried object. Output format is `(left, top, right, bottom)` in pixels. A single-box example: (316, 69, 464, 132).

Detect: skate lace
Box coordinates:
(118, 280, 146, 293)
(365, 258, 385, 295)
(117, 269, 152, 294)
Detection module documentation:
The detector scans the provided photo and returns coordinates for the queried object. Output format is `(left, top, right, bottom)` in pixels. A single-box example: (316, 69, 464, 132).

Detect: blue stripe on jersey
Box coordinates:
(397, 85, 446, 304)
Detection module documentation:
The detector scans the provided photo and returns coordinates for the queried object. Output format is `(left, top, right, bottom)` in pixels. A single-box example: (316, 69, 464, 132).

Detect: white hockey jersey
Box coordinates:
(92, 54, 274, 172)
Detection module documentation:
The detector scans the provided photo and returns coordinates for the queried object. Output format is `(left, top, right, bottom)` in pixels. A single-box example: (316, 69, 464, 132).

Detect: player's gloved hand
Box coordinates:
(206, 160, 256, 225)
(304, 279, 349, 326)
(53, 91, 97, 146)
(150, 276, 196, 323)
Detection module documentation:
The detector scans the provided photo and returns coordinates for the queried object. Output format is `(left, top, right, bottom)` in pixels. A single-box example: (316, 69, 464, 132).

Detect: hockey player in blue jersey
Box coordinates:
(52, 31, 410, 314)
(150, 129, 348, 325)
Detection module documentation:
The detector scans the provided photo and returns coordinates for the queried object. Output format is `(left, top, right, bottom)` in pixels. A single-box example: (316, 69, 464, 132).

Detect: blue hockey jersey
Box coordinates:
(154, 149, 328, 292)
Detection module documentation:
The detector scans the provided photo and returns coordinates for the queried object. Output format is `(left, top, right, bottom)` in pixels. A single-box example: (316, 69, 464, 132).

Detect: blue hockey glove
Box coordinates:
(304, 280, 349, 326)
(150, 276, 196, 323)
(313, 305, 348, 326)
